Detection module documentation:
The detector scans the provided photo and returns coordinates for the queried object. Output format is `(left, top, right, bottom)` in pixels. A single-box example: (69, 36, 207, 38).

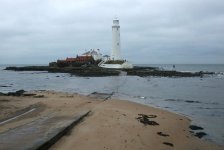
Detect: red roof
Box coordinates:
(66, 58, 76, 62)
(57, 56, 93, 64)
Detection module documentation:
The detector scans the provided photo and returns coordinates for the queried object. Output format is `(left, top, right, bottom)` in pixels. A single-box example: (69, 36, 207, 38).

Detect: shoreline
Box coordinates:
(0, 90, 223, 150)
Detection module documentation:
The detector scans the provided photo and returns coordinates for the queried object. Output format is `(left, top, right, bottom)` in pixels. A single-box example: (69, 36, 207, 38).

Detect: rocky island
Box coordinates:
(5, 65, 213, 77)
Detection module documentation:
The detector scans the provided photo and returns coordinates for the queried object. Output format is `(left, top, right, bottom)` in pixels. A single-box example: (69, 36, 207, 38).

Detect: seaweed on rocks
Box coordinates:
(189, 125, 207, 138)
(138, 114, 157, 118)
(157, 132, 169, 137)
(163, 142, 174, 147)
(189, 125, 204, 130)
(5, 66, 214, 77)
(194, 132, 207, 138)
(5, 66, 49, 71)
(0, 90, 31, 97)
(7, 90, 25, 96)
(136, 114, 159, 126)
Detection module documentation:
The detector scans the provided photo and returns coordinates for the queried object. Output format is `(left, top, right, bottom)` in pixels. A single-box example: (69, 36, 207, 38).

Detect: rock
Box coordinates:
(0, 92, 6, 96)
(23, 93, 37, 96)
(163, 142, 174, 147)
(34, 95, 44, 98)
(185, 100, 200, 103)
(5, 66, 214, 77)
(189, 125, 204, 130)
(195, 132, 207, 138)
(138, 114, 157, 118)
(7, 90, 25, 96)
(0, 85, 12, 87)
(136, 114, 159, 126)
(157, 132, 169, 137)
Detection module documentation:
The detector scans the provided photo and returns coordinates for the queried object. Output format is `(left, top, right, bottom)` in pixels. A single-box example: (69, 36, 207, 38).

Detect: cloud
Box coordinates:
(0, 0, 223, 64)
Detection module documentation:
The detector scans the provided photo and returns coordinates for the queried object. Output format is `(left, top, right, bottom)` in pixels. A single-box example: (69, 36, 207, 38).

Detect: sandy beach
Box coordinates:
(0, 91, 223, 150)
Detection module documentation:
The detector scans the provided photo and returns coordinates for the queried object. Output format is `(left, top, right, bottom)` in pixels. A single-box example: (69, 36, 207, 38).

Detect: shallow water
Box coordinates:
(0, 64, 224, 145)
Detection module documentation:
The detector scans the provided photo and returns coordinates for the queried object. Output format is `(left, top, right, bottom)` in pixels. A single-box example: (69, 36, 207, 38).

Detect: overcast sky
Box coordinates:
(0, 0, 223, 64)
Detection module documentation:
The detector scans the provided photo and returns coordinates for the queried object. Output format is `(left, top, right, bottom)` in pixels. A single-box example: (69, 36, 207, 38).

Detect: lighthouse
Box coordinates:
(99, 19, 133, 69)
(111, 19, 121, 60)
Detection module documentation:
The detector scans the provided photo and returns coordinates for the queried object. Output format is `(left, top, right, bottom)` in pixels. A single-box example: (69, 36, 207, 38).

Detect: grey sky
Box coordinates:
(0, 0, 224, 64)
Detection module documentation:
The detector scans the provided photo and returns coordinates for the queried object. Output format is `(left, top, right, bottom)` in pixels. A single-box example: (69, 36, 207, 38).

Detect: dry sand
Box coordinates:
(0, 91, 223, 150)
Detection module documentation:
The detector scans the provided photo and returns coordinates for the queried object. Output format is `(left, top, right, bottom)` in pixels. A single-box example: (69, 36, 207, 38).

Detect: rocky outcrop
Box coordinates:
(5, 66, 214, 77)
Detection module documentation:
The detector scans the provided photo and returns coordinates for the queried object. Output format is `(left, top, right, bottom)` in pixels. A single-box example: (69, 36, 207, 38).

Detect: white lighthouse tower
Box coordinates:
(99, 19, 133, 69)
(111, 19, 121, 60)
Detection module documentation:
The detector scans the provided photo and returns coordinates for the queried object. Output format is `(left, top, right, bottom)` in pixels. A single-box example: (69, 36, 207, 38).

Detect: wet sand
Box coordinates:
(0, 91, 223, 150)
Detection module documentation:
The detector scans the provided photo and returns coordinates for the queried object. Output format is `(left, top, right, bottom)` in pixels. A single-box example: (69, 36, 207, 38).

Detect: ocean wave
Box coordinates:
(214, 72, 224, 78)
(165, 99, 222, 105)
(165, 99, 201, 103)
(197, 107, 224, 110)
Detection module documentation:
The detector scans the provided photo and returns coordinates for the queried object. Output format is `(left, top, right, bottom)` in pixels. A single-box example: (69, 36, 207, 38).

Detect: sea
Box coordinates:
(0, 64, 224, 145)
